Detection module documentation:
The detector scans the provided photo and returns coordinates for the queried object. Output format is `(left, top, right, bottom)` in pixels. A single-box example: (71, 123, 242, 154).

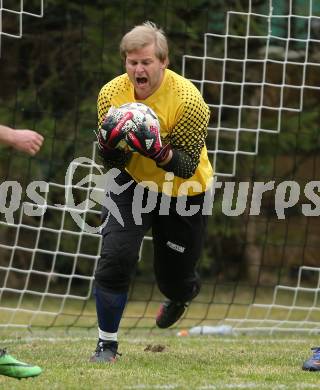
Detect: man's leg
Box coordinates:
(91, 229, 146, 362)
(91, 172, 151, 362)
(153, 194, 207, 328)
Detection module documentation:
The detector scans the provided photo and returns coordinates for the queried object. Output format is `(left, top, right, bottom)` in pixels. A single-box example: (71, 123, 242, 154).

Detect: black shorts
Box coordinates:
(94, 171, 208, 302)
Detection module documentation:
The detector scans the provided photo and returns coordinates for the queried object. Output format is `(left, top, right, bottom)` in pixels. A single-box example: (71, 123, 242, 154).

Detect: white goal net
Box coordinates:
(0, 0, 44, 57)
(182, 0, 320, 177)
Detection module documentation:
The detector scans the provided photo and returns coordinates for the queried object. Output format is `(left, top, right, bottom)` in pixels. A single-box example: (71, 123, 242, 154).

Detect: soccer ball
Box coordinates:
(105, 102, 160, 150)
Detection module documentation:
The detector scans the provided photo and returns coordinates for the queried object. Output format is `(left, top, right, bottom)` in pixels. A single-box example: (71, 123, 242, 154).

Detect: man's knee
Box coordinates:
(95, 254, 137, 291)
(96, 231, 142, 290)
(95, 233, 140, 291)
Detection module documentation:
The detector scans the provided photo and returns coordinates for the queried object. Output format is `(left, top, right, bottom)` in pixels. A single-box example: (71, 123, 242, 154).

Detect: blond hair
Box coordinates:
(120, 21, 169, 64)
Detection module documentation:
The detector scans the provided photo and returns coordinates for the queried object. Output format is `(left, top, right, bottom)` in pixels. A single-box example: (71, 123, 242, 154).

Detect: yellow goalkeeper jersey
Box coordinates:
(97, 69, 213, 196)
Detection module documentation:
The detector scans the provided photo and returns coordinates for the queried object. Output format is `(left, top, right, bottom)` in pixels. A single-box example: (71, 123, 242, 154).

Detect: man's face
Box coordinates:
(125, 43, 166, 100)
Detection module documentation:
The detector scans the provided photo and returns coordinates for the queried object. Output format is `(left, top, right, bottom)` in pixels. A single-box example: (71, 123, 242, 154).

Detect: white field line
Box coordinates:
(0, 336, 151, 344)
(0, 336, 314, 344)
(124, 384, 319, 390)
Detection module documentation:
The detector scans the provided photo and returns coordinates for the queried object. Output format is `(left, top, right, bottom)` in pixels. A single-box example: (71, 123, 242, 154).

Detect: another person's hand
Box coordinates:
(10, 129, 44, 156)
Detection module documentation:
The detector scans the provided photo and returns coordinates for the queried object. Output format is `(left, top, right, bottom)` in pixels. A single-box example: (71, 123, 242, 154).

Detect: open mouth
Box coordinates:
(136, 77, 148, 86)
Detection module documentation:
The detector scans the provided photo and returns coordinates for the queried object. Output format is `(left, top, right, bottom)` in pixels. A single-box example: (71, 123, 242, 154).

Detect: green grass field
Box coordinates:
(1, 333, 320, 389)
(1, 280, 320, 389)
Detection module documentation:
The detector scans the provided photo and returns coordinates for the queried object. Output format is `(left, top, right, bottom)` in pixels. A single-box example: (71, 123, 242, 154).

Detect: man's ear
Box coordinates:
(161, 59, 169, 69)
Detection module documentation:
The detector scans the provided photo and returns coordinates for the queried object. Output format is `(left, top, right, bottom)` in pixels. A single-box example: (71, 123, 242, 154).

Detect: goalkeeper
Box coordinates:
(0, 123, 43, 379)
(90, 21, 213, 362)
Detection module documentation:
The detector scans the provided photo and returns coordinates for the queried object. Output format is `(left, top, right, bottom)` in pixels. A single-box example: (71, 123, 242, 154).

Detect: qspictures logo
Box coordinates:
(0, 157, 320, 233)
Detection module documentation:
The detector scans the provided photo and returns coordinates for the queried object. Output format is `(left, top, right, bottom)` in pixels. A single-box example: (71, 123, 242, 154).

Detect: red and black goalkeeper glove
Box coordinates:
(125, 122, 171, 165)
(97, 109, 133, 152)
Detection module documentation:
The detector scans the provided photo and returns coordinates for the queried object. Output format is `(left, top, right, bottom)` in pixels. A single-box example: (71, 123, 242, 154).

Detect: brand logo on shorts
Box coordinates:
(166, 241, 185, 253)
